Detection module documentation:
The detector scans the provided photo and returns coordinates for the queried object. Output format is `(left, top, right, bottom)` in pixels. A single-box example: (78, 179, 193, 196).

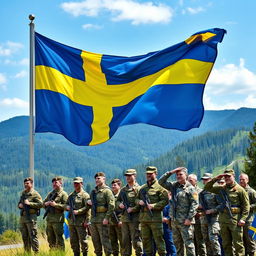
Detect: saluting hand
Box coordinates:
(170, 167, 186, 175)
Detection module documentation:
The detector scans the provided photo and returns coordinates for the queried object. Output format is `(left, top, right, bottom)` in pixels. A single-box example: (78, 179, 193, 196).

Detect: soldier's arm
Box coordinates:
(29, 192, 43, 209)
(42, 192, 51, 208)
(116, 188, 123, 209)
(130, 187, 141, 212)
(151, 188, 169, 210)
(249, 189, 256, 211)
(54, 191, 68, 210)
(77, 193, 90, 215)
(105, 189, 115, 220)
(158, 171, 174, 191)
(240, 189, 250, 222)
(187, 188, 199, 220)
(204, 177, 223, 194)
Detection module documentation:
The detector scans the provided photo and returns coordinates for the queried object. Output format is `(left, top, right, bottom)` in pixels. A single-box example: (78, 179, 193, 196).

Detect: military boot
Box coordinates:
(83, 253, 87, 256)
(74, 252, 80, 256)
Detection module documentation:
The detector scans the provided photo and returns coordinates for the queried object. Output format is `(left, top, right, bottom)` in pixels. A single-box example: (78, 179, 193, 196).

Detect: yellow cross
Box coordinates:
(249, 226, 256, 239)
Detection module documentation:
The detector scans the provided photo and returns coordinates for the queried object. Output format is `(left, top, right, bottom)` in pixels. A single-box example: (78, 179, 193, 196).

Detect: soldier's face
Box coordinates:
(24, 181, 33, 190)
(202, 178, 211, 185)
(74, 182, 82, 191)
(176, 171, 187, 184)
(239, 175, 248, 188)
(224, 174, 235, 185)
(95, 176, 105, 186)
(188, 177, 196, 186)
(53, 180, 62, 190)
(146, 173, 156, 182)
(126, 174, 135, 183)
(112, 182, 120, 193)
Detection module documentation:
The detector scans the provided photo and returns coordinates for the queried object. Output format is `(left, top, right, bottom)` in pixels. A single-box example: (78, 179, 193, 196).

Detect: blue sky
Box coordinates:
(0, 0, 255, 121)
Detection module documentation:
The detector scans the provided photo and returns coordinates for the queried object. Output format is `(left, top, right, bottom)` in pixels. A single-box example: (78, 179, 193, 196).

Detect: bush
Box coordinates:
(0, 229, 22, 245)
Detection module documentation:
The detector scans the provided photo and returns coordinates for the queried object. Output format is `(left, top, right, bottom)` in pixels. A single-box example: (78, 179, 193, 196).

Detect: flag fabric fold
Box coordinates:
(63, 211, 70, 239)
(248, 214, 256, 240)
(35, 28, 226, 146)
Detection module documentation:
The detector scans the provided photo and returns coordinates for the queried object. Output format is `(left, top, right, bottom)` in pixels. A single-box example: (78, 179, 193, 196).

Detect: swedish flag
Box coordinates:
(35, 28, 226, 146)
(249, 214, 256, 240)
(63, 212, 70, 239)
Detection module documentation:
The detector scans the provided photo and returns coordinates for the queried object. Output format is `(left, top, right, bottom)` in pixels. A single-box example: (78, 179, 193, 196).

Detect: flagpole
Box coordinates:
(29, 14, 35, 184)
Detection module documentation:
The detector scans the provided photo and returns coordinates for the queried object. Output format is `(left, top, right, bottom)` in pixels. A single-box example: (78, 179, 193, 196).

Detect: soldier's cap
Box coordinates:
(145, 166, 157, 174)
(124, 169, 137, 176)
(94, 172, 105, 178)
(52, 176, 63, 183)
(201, 173, 212, 180)
(224, 169, 235, 176)
(73, 177, 83, 183)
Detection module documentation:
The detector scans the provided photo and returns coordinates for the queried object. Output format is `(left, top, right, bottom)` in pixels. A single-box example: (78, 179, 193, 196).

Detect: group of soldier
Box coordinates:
(18, 166, 256, 256)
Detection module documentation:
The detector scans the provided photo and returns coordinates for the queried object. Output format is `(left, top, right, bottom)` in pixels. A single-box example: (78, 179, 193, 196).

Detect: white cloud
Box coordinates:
(61, 0, 173, 25)
(82, 23, 103, 30)
(184, 6, 204, 15)
(0, 41, 23, 56)
(4, 58, 29, 66)
(0, 98, 29, 108)
(14, 70, 27, 78)
(0, 73, 7, 85)
(207, 59, 256, 95)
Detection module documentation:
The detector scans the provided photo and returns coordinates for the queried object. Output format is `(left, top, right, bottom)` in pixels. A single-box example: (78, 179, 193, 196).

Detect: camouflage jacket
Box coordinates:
(90, 185, 115, 223)
(244, 185, 256, 224)
(43, 188, 68, 223)
(109, 191, 123, 225)
(66, 189, 90, 226)
(159, 172, 198, 224)
(137, 179, 168, 223)
(205, 179, 249, 224)
(18, 189, 43, 223)
(116, 183, 141, 222)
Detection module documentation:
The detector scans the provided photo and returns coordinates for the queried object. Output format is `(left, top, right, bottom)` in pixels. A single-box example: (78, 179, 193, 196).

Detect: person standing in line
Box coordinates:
(18, 177, 43, 254)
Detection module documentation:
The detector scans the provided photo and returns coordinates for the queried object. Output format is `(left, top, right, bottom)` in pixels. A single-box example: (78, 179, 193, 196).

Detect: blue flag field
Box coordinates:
(35, 28, 226, 146)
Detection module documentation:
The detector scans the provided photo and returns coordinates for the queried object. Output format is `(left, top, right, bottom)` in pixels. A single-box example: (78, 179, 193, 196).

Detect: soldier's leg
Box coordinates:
(243, 224, 256, 256)
(129, 222, 143, 256)
(230, 224, 244, 256)
(100, 224, 113, 256)
(194, 222, 206, 256)
(180, 224, 195, 256)
(151, 222, 166, 256)
(220, 223, 233, 256)
(89, 223, 103, 256)
(115, 225, 124, 255)
(171, 222, 185, 256)
(109, 224, 119, 256)
(69, 225, 80, 254)
(200, 223, 213, 256)
(27, 220, 39, 253)
(46, 222, 56, 250)
(121, 222, 132, 256)
(141, 222, 153, 256)
(208, 222, 221, 256)
(76, 226, 88, 255)
(20, 222, 31, 252)
(52, 222, 65, 251)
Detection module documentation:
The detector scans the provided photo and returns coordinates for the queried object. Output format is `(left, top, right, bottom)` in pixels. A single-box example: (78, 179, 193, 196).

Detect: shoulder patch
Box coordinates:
(192, 192, 198, 201)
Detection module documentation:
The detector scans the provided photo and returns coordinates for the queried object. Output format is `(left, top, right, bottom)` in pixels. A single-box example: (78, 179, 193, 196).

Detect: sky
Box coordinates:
(0, 0, 255, 122)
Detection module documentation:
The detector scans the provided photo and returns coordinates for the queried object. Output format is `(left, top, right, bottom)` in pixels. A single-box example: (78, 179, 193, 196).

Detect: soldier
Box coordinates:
(239, 173, 256, 256)
(199, 173, 221, 256)
(66, 177, 90, 256)
(109, 178, 123, 256)
(87, 172, 115, 256)
(204, 169, 250, 256)
(117, 169, 143, 256)
(43, 176, 68, 251)
(18, 177, 43, 253)
(138, 166, 168, 256)
(188, 174, 207, 256)
(159, 167, 198, 256)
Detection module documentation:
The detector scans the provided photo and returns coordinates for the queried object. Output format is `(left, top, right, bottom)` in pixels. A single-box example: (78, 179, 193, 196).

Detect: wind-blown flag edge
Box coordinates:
(35, 28, 226, 146)
(248, 214, 256, 240)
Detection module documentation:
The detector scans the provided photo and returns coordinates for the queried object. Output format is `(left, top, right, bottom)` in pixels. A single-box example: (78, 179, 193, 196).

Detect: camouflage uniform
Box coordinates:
(109, 190, 123, 256)
(194, 185, 207, 256)
(66, 188, 90, 255)
(18, 189, 43, 253)
(138, 175, 169, 256)
(204, 174, 250, 256)
(117, 182, 143, 256)
(43, 188, 68, 250)
(199, 189, 221, 256)
(159, 171, 198, 256)
(89, 184, 115, 256)
(243, 185, 256, 256)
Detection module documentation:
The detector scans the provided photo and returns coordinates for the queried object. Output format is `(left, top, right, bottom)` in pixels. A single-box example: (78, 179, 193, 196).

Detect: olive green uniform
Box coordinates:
(90, 185, 115, 256)
(138, 179, 168, 256)
(66, 189, 90, 255)
(43, 188, 68, 251)
(205, 179, 250, 256)
(109, 190, 123, 256)
(116, 183, 143, 256)
(18, 189, 43, 253)
(159, 172, 198, 256)
(243, 185, 256, 256)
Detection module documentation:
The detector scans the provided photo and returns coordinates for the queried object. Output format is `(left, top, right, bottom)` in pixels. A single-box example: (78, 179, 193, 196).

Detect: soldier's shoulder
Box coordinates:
(81, 190, 90, 198)
(140, 184, 147, 190)
(32, 189, 41, 196)
(234, 183, 246, 193)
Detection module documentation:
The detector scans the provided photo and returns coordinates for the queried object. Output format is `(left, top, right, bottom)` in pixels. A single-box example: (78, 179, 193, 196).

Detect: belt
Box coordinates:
(224, 207, 241, 214)
(22, 209, 37, 215)
(96, 206, 108, 213)
(55, 209, 64, 214)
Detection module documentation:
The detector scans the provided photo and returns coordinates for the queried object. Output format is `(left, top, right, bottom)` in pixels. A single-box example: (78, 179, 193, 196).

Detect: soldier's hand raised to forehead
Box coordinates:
(215, 174, 226, 180)
(170, 167, 186, 174)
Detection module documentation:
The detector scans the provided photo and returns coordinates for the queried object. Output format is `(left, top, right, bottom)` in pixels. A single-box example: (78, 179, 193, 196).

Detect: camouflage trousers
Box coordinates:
(89, 223, 112, 256)
(109, 224, 123, 256)
(194, 219, 207, 256)
(141, 222, 166, 256)
(243, 224, 256, 256)
(171, 221, 195, 256)
(220, 223, 244, 256)
(46, 222, 65, 251)
(69, 225, 88, 254)
(201, 222, 221, 256)
(121, 221, 143, 256)
(20, 219, 39, 253)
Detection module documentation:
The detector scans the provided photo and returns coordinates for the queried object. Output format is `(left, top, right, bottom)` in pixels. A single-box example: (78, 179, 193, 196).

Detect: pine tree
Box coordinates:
(245, 122, 256, 189)
(0, 213, 5, 234)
